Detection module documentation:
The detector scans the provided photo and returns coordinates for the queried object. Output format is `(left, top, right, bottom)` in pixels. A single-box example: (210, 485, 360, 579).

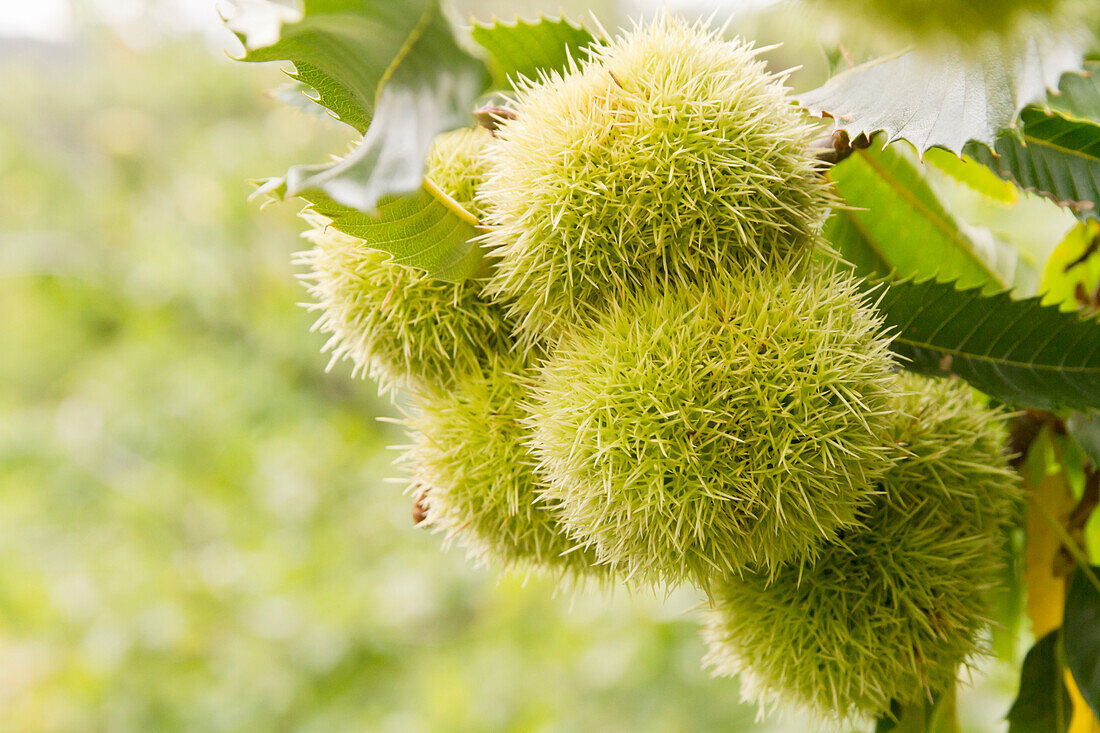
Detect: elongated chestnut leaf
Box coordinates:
(965, 108, 1100, 220)
(471, 16, 595, 89)
(799, 29, 1087, 154)
(826, 144, 1018, 289)
(254, 177, 482, 283)
(873, 278, 1100, 411)
(285, 4, 490, 214)
(231, 0, 490, 216)
(924, 147, 1019, 204)
(1047, 61, 1100, 122)
(1007, 630, 1071, 733)
(228, 0, 425, 132)
(1064, 566, 1100, 722)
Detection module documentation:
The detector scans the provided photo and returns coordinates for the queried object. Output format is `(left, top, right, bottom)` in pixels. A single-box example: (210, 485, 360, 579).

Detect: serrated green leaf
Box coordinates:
(1064, 566, 1100, 722)
(471, 16, 594, 89)
(285, 3, 490, 214)
(270, 80, 342, 121)
(255, 177, 482, 282)
(231, 0, 490, 214)
(826, 144, 1013, 289)
(229, 0, 424, 132)
(1047, 61, 1100, 122)
(221, 0, 298, 46)
(965, 109, 1100, 220)
(924, 148, 1019, 204)
(872, 278, 1100, 411)
(799, 29, 1088, 153)
(961, 61, 1100, 219)
(1006, 630, 1071, 733)
(823, 205, 892, 277)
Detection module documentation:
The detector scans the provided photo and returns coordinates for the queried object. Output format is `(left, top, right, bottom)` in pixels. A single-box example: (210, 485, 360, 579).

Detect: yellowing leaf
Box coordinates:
(1024, 460, 1075, 637)
(1042, 220, 1100, 312)
(924, 148, 1019, 205)
(1070, 676, 1100, 733)
(1023, 435, 1100, 731)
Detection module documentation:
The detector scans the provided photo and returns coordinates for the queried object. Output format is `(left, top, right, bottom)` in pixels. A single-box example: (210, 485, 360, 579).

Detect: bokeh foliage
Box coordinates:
(0, 21, 773, 733)
(9, 1, 1099, 729)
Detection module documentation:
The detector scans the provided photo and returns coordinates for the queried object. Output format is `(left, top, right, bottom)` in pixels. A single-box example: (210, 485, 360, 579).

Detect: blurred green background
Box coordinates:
(0, 1, 1043, 730)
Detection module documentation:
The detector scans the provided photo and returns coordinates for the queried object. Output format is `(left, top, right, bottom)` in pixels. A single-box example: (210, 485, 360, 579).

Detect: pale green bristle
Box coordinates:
(404, 355, 609, 583)
(427, 127, 492, 219)
(296, 128, 513, 394)
(701, 373, 1020, 721)
(480, 15, 834, 345)
(527, 260, 898, 587)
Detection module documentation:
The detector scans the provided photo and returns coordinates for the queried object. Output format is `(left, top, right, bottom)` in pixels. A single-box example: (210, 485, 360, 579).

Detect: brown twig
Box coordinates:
(1057, 466, 1100, 573)
(1076, 282, 1091, 307)
(412, 488, 430, 526)
(1064, 231, 1100, 273)
(1072, 280, 1100, 313)
(475, 104, 517, 134)
(814, 129, 871, 167)
(1067, 467, 1099, 533)
(1008, 409, 1065, 468)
